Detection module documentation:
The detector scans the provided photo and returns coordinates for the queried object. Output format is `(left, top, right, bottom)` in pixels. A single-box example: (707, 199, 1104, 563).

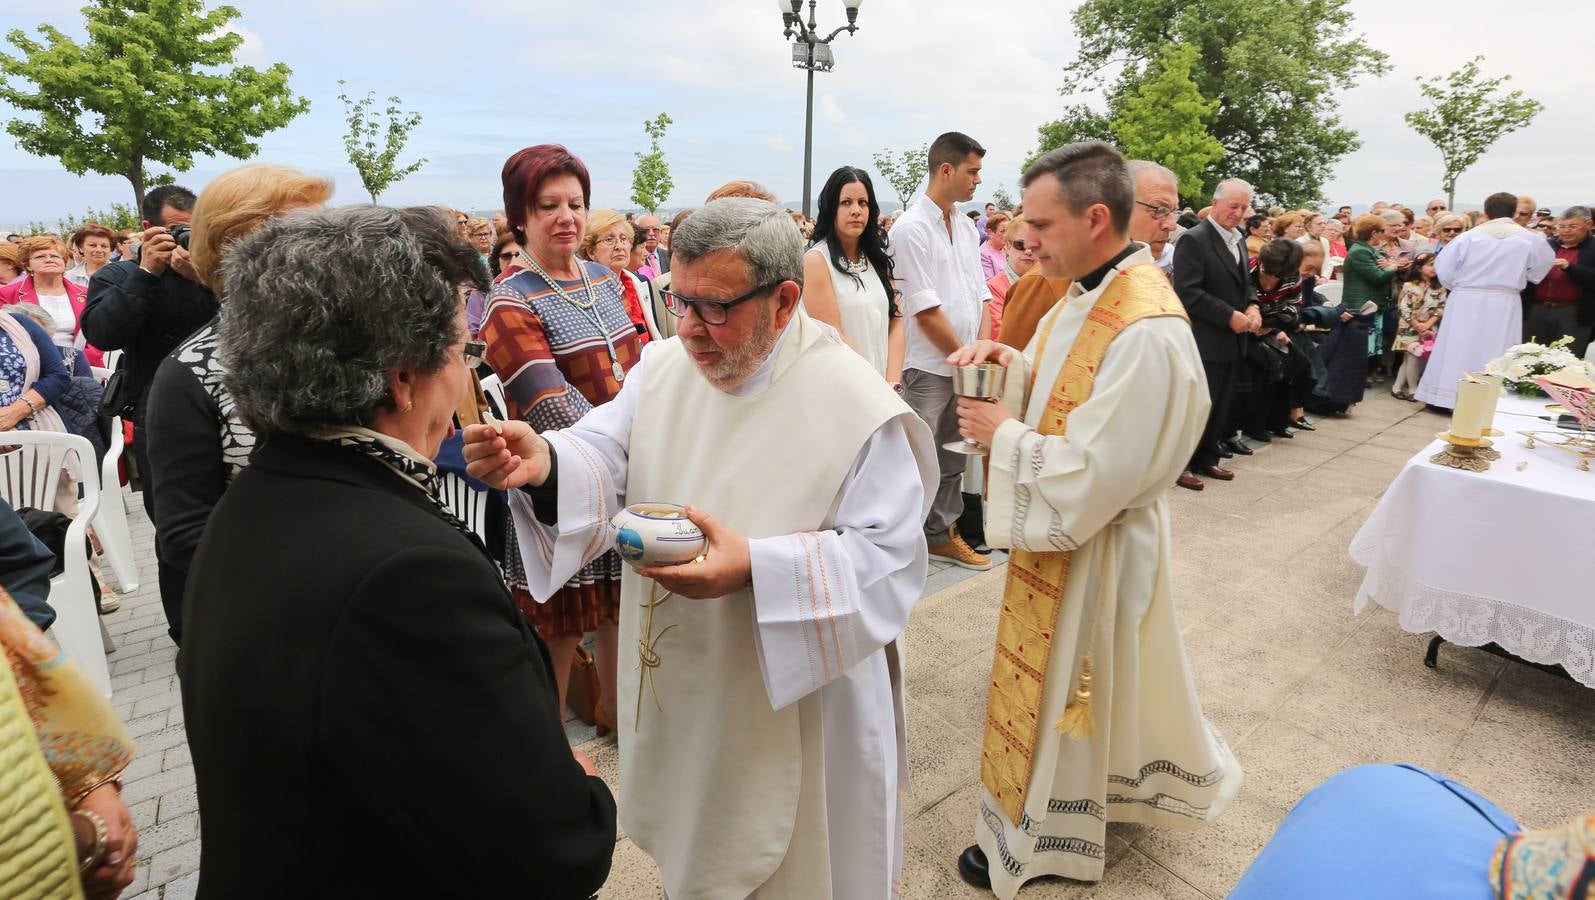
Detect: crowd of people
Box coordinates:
(0, 127, 1592, 899)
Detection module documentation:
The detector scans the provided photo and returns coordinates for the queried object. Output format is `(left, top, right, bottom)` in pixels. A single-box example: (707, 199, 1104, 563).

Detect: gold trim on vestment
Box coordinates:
(979, 263, 1189, 828)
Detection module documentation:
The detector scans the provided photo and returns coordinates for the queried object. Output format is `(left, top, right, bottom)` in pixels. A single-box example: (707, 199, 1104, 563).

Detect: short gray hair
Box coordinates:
(1021, 141, 1134, 234)
(1379, 209, 1405, 225)
(1562, 205, 1592, 222)
(1213, 178, 1252, 202)
(1127, 160, 1178, 193)
(669, 197, 804, 289)
(218, 205, 488, 436)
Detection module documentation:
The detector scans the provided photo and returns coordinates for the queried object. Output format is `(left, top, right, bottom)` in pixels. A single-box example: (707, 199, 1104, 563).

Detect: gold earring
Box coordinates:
(403, 401, 414, 413)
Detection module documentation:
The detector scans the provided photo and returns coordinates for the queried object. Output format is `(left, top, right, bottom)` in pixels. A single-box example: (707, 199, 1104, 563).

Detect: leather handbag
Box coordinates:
(565, 645, 601, 727)
(96, 367, 131, 419)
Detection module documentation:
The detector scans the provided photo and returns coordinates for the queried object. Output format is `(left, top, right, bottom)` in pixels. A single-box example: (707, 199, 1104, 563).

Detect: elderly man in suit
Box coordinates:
(1521, 205, 1595, 356)
(1171, 178, 1261, 491)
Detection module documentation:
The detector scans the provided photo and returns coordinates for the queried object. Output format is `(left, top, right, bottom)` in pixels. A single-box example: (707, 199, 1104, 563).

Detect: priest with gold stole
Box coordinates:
(948, 143, 1242, 896)
(464, 198, 937, 899)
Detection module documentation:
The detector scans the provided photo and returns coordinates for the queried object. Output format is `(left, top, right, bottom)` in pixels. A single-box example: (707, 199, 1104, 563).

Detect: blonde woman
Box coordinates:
(144, 163, 334, 645)
(581, 208, 658, 342)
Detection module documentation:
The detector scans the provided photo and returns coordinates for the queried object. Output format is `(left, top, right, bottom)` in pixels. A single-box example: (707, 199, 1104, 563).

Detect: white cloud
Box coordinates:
(820, 94, 846, 125)
(209, 24, 269, 66)
(762, 134, 793, 153)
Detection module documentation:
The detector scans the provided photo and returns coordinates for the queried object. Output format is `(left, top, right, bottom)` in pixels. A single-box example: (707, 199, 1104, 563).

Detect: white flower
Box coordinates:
(1508, 363, 1531, 379)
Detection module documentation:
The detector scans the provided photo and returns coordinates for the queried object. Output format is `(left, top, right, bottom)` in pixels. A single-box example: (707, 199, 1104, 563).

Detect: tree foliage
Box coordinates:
(0, 0, 309, 209)
(630, 113, 674, 214)
(872, 143, 929, 211)
(337, 80, 425, 204)
(1024, 106, 1116, 172)
(990, 184, 1015, 211)
(1109, 43, 1226, 199)
(1034, 0, 1389, 205)
(1404, 56, 1543, 211)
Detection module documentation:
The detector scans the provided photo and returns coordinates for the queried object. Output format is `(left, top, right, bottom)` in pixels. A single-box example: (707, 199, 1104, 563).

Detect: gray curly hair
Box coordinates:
(218, 205, 488, 436)
(669, 197, 804, 289)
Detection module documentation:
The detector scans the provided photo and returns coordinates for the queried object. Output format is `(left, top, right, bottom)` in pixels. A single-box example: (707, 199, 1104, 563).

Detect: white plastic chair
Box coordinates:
(478, 373, 508, 420)
(0, 431, 112, 697)
(88, 365, 138, 593)
(435, 472, 490, 543)
(1315, 280, 1344, 308)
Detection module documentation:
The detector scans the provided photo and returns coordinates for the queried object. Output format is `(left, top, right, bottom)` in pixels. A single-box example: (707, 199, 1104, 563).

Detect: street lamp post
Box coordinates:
(778, 0, 863, 218)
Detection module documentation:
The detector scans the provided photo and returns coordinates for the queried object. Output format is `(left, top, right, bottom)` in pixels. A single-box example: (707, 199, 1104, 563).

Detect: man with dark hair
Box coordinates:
(947, 141, 1239, 895)
(1172, 177, 1261, 490)
(889, 131, 993, 570)
(1521, 205, 1595, 356)
(81, 183, 217, 642)
(1416, 191, 1556, 409)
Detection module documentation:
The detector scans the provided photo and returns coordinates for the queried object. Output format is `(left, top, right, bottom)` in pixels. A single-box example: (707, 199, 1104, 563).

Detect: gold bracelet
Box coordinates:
(72, 809, 109, 874)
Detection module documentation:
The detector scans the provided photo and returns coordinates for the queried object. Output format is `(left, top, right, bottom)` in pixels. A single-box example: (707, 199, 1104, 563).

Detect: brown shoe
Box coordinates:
(928, 530, 993, 571)
(1194, 464, 1235, 481)
(1176, 471, 1205, 491)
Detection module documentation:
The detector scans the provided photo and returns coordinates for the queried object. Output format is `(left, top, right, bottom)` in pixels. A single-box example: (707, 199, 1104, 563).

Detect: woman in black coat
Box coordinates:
(178, 206, 616, 899)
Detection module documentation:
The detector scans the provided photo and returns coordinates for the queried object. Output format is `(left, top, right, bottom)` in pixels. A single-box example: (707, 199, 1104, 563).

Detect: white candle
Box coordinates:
(1452, 378, 1493, 441)
(1474, 374, 1503, 429)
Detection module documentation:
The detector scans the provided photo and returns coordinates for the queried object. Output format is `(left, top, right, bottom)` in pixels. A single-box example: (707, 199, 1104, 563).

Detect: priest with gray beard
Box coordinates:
(464, 197, 936, 900)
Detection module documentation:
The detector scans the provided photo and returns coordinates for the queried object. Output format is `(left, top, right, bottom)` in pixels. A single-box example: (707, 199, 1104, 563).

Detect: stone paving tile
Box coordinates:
(98, 391, 1595, 898)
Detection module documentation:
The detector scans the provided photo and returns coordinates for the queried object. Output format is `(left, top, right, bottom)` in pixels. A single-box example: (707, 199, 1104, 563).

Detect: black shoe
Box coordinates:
(1218, 443, 1234, 458)
(1221, 439, 1254, 456)
(1242, 430, 1273, 444)
(1291, 418, 1316, 431)
(1270, 428, 1294, 439)
(958, 845, 991, 889)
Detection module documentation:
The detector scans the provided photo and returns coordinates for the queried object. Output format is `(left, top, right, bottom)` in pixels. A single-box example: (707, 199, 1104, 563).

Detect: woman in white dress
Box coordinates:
(801, 166, 904, 386)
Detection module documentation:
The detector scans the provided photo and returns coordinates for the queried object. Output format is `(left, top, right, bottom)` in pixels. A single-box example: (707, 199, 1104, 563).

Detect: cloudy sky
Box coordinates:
(2, 0, 1591, 225)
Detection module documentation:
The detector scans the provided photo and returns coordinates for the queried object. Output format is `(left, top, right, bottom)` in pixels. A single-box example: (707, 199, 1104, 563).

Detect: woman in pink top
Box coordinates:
(0, 235, 102, 373)
(979, 210, 1009, 280)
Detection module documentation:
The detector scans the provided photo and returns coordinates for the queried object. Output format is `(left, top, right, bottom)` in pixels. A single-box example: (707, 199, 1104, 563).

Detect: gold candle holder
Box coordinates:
(1430, 431, 1494, 472)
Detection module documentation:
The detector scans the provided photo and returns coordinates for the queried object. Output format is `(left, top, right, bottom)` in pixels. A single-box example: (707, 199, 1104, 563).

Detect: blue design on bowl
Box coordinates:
(616, 527, 646, 562)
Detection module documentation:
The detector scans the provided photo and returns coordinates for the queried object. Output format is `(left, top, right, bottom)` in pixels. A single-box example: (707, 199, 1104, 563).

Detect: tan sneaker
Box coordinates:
(929, 530, 993, 571)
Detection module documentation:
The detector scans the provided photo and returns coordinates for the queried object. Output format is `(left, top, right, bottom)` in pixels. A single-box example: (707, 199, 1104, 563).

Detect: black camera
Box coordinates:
(168, 224, 192, 250)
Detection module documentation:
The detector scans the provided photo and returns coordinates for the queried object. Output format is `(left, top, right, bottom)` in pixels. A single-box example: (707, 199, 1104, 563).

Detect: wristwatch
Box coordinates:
(890, 382, 904, 396)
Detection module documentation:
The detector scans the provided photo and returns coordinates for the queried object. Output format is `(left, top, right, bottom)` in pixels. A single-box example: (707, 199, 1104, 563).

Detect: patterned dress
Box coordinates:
(483, 258, 642, 638)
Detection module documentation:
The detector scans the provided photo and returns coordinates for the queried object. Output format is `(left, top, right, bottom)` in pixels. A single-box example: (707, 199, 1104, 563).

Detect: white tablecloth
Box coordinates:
(1349, 398, 1595, 687)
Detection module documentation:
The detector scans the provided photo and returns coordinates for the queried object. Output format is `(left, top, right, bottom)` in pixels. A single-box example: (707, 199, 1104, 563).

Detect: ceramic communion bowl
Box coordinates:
(611, 502, 707, 570)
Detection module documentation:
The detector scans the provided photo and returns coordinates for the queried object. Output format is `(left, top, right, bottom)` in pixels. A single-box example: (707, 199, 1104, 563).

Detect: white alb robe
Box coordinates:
(974, 249, 1243, 897)
(508, 315, 935, 900)
(1416, 218, 1556, 407)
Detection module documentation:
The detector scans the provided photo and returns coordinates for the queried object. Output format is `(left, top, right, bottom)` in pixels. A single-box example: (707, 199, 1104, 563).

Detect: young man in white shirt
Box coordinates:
(889, 131, 993, 569)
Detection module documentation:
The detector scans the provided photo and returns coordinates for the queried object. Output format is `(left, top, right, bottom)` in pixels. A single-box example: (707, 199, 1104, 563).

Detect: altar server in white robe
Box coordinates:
(464, 197, 936, 900)
(1416, 191, 1556, 409)
(945, 143, 1242, 897)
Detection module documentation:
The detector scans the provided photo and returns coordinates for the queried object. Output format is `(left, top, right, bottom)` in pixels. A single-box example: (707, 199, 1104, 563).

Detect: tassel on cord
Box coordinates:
(1054, 657, 1095, 739)
(1054, 512, 1124, 740)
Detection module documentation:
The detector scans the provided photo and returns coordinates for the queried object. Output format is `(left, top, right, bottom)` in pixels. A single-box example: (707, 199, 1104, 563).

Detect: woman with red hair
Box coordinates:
(0, 235, 102, 371)
(483, 144, 641, 734)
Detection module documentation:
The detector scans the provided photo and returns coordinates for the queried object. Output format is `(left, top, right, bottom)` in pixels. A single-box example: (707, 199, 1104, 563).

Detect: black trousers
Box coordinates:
(1192, 358, 1237, 469)
(132, 420, 185, 646)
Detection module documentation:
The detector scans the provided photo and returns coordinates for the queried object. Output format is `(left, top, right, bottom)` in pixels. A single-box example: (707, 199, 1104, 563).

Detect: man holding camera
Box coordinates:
(83, 184, 218, 643)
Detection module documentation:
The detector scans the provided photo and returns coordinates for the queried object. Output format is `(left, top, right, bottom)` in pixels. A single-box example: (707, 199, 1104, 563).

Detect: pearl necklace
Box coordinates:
(519, 249, 626, 383)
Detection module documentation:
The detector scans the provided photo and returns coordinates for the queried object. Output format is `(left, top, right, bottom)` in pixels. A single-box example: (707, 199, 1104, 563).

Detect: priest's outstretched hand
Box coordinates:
(947, 339, 1016, 369)
(461, 421, 552, 490)
(639, 506, 751, 599)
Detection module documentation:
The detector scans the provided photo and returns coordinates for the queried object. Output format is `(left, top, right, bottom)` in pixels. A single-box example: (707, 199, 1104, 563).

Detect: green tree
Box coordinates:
(1405, 56, 1543, 211)
(872, 143, 929, 211)
(338, 80, 425, 204)
(0, 0, 310, 210)
(1109, 43, 1226, 199)
(56, 203, 141, 234)
(1041, 0, 1389, 204)
(990, 184, 1015, 211)
(630, 113, 674, 214)
(1025, 106, 1116, 171)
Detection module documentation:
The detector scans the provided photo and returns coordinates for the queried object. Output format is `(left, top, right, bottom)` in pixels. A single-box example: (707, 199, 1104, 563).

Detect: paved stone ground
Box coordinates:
(104, 390, 1595, 899)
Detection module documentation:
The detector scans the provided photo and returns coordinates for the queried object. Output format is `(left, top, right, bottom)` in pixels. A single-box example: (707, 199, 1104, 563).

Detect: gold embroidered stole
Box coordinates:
(980, 263, 1189, 828)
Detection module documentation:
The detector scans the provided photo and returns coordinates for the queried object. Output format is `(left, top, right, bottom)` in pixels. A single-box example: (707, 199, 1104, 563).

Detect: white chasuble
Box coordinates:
(509, 309, 935, 899)
(976, 248, 1243, 896)
(1416, 218, 1557, 408)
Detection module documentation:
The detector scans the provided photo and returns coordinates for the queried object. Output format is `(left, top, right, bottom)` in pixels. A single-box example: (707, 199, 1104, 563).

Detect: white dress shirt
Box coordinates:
(1208, 216, 1243, 264)
(889, 193, 990, 376)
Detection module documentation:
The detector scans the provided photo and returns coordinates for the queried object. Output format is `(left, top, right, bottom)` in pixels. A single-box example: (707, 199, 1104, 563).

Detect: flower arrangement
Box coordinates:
(1484, 337, 1595, 397)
